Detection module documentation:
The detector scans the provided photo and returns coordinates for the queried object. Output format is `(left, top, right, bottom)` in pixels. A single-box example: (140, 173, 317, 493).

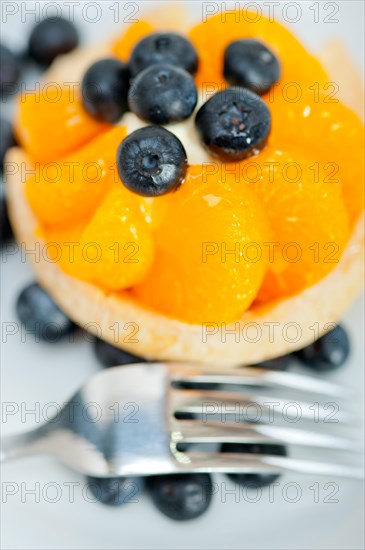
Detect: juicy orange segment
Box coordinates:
(15, 87, 109, 163)
(134, 165, 269, 323)
(73, 188, 154, 290)
(112, 20, 155, 61)
(245, 147, 350, 302)
(44, 222, 86, 278)
(26, 125, 126, 226)
(267, 92, 365, 222)
(137, 196, 168, 230)
(189, 11, 328, 91)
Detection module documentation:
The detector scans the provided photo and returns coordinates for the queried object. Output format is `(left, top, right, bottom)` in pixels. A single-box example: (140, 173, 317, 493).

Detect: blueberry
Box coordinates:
(128, 64, 197, 124)
(94, 338, 146, 368)
(0, 186, 12, 243)
(86, 476, 144, 506)
(295, 325, 350, 372)
(224, 39, 281, 95)
(195, 87, 271, 161)
(221, 443, 287, 488)
(130, 32, 198, 76)
(117, 126, 187, 196)
(146, 474, 213, 521)
(16, 283, 76, 342)
(28, 17, 79, 66)
(251, 354, 291, 371)
(82, 58, 130, 123)
(0, 44, 21, 95)
(0, 118, 16, 173)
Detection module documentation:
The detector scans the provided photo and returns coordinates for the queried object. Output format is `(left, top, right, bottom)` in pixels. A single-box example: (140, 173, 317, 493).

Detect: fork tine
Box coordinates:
(181, 452, 364, 479)
(170, 366, 350, 398)
(172, 389, 352, 422)
(172, 420, 358, 451)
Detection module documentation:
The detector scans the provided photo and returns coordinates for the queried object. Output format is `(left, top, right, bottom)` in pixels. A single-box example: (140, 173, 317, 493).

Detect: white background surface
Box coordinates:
(1, 2, 364, 549)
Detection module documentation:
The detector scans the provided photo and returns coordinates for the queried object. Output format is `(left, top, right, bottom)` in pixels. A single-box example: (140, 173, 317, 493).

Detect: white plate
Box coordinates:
(1, 2, 364, 549)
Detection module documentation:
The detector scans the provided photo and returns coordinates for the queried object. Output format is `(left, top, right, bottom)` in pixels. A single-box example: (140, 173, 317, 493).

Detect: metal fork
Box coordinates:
(1, 363, 363, 479)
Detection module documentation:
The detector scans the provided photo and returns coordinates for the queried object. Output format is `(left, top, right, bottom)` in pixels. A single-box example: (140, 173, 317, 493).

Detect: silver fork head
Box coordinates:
(1, 363, 363, 479)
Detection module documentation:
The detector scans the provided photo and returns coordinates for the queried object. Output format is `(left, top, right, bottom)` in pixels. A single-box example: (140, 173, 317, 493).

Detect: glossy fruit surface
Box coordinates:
(129, 32, 198, 76)
(16, 283, 76, 342)
(82, 58, 130, 123)
(134, 165, 269, 323)
(26, 126, 126, 225)
(16, 87, 109, 163)
(221, 443, 287, 488)
(267, 92, 365, 223)
(295, 325, 350, 371)
(72, 187, 154, 290)
(0, 44, 21, 95)
(28, 17, 79, 66)
(146, 474, 213, 521)
(128, 64, 197, 124)
(94, 338, 146, 368)
(86, 476, 144, 506)
(224, 39, 280, 94)
(195, 87, 271, 161)
(249, 147, 350, 302)
(117, 126, 187, 196)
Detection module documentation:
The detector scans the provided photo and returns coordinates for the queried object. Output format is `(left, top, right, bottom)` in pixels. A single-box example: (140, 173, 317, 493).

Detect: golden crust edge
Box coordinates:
(6, 145, 364, 366)
(5, 40, 365, 367)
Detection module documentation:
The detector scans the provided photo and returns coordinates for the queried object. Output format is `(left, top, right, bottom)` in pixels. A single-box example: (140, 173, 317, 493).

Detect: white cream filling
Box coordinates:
(119, 98, 214, 165)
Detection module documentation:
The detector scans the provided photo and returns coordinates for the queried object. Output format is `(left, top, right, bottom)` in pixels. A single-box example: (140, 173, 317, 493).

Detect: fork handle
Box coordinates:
(1, 428, 47, 462)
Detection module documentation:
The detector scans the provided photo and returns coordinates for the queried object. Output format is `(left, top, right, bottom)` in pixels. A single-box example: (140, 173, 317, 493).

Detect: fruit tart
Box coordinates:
(6, 7, 364, 366)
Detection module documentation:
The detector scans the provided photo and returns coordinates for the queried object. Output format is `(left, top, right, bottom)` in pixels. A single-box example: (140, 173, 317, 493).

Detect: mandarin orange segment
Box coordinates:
(75, 188, 154, 290)
(134, 165, 269, 323)
(137, 196, 168, 230)
(189, 11, 328, 91)
(267, 92, 365, 222)
(25, 125, 126, 227)
(246, 147, 350, 302)
(44, 222, 86, 278)
(15, 87, 109, 163)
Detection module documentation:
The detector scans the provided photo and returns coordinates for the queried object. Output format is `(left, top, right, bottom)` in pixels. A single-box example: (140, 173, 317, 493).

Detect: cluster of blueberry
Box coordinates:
(0, 19, 280, 229)
(7, 281, 349, 520)
(80, 32, 279, 197)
